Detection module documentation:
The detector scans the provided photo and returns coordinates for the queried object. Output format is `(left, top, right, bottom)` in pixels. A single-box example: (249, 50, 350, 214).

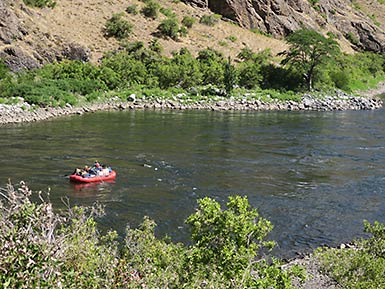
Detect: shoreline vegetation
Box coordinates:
(1, 182, 384, 289)
(1, 29, 385, 125)
(0, 88, 383, 125)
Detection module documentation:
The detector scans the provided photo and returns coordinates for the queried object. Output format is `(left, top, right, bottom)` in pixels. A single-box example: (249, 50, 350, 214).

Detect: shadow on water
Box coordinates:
(1, 108, 385, 258)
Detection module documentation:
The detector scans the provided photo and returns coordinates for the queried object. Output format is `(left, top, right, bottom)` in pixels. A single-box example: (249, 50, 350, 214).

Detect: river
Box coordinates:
(1, 108, 385, 258)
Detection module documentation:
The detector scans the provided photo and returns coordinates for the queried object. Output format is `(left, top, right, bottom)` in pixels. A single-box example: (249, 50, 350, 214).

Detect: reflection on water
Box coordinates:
(0, 108, 385, 258)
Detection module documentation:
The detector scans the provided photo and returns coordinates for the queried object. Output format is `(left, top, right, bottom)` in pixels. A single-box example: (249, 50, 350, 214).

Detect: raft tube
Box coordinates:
(69, 170, 117, 183)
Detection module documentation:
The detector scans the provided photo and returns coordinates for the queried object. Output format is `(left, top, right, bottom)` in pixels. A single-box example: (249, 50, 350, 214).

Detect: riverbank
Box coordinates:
(0, 89, 383, 125)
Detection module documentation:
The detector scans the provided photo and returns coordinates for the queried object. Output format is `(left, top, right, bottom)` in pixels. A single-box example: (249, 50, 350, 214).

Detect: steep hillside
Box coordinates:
(0, 0, 287, 70)
(0, 0, 384, 71)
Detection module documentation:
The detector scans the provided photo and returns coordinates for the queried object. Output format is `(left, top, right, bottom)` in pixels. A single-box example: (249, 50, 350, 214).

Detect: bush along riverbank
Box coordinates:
(0, 88, 383, 124)
(1, 182, 384, 289)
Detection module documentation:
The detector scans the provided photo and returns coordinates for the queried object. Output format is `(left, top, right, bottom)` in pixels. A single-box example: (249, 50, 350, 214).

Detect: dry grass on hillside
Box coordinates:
(30, 0, 287, 63)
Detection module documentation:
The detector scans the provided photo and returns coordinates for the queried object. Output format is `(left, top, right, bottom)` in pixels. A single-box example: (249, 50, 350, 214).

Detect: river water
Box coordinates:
(1, 108, 385, 258)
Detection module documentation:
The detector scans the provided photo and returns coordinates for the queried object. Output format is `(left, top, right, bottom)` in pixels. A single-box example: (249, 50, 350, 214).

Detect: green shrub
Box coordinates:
(197, 48, 225, 87)
(199, 14, 221, 26)
(126, 4, 138, 14)
(179, 26, 188, 38)
(224, 57, 237, 95)
(141, 1, 160, 19)
(154, 48, 202, 88)
(23, 0, 56, 8)
(318, 221, 385, 289)
(184, 196, 302, 287)
(101, 51, 150, 87)
(181, 16, 196, 28)
(157, 18, 180, 40)
(104, 13, 133, 40)
(226, 35, 237, 42)
(159, 7, 176, 17)
(149, 39, 163, 53)
(330, 70, 351, 91)
(0, 182, 118, 288)
(346, 32, 360, 46)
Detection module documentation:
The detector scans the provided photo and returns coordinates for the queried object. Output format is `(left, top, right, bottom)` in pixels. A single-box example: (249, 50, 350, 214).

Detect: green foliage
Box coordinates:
(159, 7, 176, 17)
(0, 60, 119, 106)
(0, 182, 118, 288)
(157, 17, 181, 40)
(0, 60, 9, 80)
(101, 51, 150, 87)
(155, 48, 202, 88)
(318, 221, 385, 289)
(197, 48, 225, 87)
(23, 0, 56, 8)
(126, 4, 138, 14)
(325, 51, 385, 91)
(226, 35, 237, 42)
(181, 16, 196, 28)
(308, 0, 320, 11)
(199, 14, 221, 26)
(0, 61, 12, 94)
(185, 196, 301, 288)
(141, 1, 160, 19)
(104, 13, 133, 40)
(186, 196, 275, 275)
(346, 32, 360, 46)
(149, 39, 163, 53)
(237, 48, 273, 89)
(362, 220, 385, 258)
(281, 29, 341, 91)
(120, 216, 185, 288)
(224, 57, 237, 95)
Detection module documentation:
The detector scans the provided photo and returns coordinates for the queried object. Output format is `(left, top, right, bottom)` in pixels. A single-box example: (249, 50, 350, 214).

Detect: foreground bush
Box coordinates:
(0, 182, 118, 288)
(0, 182, 302, 288)
(317, 220, 385, 288)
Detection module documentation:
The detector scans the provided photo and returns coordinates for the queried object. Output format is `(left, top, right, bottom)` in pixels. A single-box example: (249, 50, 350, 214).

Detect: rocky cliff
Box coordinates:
(0, 0, 90, 71)
(186, 0, 385, 53)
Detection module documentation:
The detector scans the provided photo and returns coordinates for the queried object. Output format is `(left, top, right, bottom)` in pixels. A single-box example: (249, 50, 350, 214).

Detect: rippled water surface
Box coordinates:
(1, 108, 385, 258)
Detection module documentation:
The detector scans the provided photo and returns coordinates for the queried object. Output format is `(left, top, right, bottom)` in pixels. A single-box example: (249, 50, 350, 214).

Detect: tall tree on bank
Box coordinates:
(280, 29, 340, 91)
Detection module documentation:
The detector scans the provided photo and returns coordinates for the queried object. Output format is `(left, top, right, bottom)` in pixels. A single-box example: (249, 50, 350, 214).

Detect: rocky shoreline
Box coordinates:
(0, 91, 383, 125)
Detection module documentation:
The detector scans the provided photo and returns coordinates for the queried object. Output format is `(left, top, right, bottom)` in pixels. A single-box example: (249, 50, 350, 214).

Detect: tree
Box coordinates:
(197, 48, 225, 87)
(224, 57, 237, 96)
(281, 29, 340, 91)
(186, 196, 275, 278)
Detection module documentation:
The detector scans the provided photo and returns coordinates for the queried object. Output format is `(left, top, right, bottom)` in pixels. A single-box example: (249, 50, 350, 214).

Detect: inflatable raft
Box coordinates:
(69, 170, 117, 183)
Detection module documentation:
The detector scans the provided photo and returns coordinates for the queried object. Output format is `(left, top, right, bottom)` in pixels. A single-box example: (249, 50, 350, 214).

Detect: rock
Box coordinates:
(184, 0, 385, 53)
(61, 43, 91, 62)
(0, 46, 41, 71)
(0, 0, 92, 72)
(127, 94, 136, 102)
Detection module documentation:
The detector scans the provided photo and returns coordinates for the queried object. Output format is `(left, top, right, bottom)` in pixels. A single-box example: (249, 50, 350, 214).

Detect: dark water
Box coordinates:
(1, 108, 385, 258)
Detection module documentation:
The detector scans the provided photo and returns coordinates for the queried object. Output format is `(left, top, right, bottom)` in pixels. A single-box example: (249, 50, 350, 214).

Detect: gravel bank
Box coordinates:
(0, 91, 383, 125)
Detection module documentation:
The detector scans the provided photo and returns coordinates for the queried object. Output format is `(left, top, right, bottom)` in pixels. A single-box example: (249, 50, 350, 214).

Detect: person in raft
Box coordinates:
(99, 164, 111, 176)
(73, 165, 95, 178)
(73, 161, 111, 178)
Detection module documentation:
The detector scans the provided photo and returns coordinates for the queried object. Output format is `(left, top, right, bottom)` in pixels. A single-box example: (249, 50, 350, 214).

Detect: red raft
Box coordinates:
(69, 170, 117, 183)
